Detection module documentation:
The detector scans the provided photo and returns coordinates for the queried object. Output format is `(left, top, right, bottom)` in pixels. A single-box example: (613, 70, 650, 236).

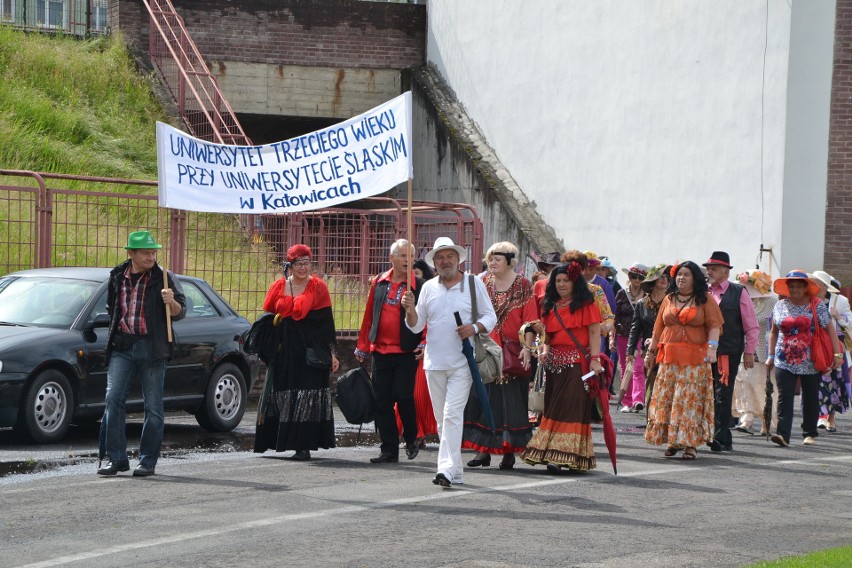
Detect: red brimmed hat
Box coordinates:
(773, 269, 820, 297)
(702, 251, 732, 269)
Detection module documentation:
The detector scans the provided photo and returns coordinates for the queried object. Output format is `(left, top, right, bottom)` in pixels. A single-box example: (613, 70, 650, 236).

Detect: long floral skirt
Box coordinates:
(521, 365, 595, 471)
(645, 362, 714, 449)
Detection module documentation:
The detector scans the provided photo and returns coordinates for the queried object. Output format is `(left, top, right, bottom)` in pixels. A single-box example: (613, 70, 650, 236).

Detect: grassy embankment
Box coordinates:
(0, 27, 368, 325)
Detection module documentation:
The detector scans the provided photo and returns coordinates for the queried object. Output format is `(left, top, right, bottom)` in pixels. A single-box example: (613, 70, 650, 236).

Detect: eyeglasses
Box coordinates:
(628, 273, 644, 280)
(292, 260, 312, 268)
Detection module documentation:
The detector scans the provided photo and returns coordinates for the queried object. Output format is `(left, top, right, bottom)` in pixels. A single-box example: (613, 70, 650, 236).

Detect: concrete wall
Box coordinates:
(209, 62, 401, 119)
(114, 0, 424, 118)
(426, 0, 837, 280)
(781, 1, 836, 275)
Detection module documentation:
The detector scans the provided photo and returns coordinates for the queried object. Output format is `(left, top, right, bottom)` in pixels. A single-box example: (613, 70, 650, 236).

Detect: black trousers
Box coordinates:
(775, 367, 821, 442)
(372, 352, 418, 454)
(711, 352, 742, 447)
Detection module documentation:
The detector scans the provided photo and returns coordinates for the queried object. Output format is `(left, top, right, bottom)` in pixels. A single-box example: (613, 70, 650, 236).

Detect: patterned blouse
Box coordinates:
(772, 299, 830, 375)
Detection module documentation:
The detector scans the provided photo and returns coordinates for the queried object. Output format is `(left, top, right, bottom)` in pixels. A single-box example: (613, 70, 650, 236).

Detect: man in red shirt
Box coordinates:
(355, 239, 424, 463)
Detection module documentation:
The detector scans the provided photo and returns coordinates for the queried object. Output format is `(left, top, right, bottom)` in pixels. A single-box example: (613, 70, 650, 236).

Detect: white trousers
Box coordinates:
(425, 366, 472, 484)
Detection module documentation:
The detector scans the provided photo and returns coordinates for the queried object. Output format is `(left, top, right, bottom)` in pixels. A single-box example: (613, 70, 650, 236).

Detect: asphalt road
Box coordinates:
(0, 403, 850, 568)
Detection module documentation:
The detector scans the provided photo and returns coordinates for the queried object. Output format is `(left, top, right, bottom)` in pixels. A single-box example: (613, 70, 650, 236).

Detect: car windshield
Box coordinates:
(0, 276, 100, 328)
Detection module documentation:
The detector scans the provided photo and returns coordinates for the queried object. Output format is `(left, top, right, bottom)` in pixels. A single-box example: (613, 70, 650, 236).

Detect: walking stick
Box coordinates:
(159, 211, 173, 343)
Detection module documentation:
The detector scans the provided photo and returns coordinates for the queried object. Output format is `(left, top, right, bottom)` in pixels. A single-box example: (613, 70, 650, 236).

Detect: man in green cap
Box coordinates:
(97, 230, 186, 477)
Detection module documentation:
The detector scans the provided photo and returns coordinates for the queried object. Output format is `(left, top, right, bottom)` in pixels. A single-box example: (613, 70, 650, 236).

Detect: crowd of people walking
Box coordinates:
(248, 238, 851, 487)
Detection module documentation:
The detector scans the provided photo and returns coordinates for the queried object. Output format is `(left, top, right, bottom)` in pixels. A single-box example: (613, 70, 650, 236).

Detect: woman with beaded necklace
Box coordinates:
(644, 261, 723, 461)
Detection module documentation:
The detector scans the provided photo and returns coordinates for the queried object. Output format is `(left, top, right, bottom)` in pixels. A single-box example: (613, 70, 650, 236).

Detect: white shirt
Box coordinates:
(407, 272, 497, 371)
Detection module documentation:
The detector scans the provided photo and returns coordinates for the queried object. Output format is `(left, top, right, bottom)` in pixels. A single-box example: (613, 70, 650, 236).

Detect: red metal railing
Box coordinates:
(142, 0, 252, 146)
(0, 170, 483, 336)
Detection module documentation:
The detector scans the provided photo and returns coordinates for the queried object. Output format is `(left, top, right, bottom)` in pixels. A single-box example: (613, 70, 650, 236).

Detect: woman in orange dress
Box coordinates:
(644, 261, 723, 461)
(522, 252, 604, 473)
(254, 244, 340, 460)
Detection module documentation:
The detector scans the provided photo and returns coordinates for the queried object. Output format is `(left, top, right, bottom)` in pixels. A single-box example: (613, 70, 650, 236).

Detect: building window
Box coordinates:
(36, 0, 65, 29)
(92, 0, 107, 31)
(1, 0, 15, 23)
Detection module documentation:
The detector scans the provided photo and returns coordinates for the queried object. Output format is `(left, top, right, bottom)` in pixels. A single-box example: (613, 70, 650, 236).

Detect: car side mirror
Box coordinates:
(86, 313, 110, 329)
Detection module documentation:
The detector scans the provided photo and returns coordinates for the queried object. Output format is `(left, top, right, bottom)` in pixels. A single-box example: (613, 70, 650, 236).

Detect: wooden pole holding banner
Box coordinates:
(407, 178, 414, 288)
(159, 210, 173, 343)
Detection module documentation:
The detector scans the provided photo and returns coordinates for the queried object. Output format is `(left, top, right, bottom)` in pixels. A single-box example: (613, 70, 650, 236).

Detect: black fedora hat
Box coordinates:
(536, 252, 562, 271)
(702, 251, 732, 269)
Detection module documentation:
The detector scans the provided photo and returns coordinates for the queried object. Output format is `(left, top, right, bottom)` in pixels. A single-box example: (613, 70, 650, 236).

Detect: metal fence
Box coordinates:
(0, 0, 108, 36)
(0, 170, 483, 337)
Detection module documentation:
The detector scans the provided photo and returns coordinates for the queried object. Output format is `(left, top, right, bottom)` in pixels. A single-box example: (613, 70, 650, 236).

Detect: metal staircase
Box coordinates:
(142, 0, 252, 146)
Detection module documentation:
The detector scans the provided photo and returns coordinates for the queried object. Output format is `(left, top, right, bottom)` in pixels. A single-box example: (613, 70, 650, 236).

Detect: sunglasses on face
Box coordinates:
(628, 273, 644, 280)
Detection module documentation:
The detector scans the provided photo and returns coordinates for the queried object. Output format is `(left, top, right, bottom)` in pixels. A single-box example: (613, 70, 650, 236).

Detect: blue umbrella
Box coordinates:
(454, 311, 496, 432)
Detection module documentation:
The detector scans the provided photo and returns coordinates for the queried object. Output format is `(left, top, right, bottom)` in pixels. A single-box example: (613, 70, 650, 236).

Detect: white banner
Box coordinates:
(157, 92, 412, 213)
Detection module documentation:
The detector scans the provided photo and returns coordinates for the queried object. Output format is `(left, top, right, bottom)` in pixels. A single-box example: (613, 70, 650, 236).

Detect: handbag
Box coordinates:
(528, 363, 545, 413)
(468, 274, 503, 383)
(501, 335, 531, 378)
(810, 298, 834, 375)
(305, 347, 332, 370)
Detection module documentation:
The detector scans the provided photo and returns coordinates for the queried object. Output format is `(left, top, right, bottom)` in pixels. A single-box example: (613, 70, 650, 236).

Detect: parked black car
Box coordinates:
(0, 267, 260, 443)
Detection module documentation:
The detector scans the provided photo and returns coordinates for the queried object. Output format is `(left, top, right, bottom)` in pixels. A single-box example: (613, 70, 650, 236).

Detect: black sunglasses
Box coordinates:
(628, 273, 644, 280)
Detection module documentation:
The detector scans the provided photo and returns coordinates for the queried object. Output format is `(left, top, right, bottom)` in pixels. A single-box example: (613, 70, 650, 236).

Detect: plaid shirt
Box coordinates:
(118, 267, 150, 335)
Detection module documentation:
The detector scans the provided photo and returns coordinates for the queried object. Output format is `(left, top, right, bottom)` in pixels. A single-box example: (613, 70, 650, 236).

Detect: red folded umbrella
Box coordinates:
(585, 355, 618, 475)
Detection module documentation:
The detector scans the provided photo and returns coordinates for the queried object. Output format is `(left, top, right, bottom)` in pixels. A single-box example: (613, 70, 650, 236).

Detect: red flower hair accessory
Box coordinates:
(567, 261, 583, 282)
(286, 244, 312, 262)
(669, 263, 679, 278)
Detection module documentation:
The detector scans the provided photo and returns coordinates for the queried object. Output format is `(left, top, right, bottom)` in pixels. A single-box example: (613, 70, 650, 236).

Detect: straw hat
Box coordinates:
(809, 270, 840, 294)
(424, 237, 467, 266)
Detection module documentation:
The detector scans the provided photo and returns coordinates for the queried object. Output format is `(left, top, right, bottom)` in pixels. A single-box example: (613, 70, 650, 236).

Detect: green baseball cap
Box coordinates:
(125, 230, 162, 250)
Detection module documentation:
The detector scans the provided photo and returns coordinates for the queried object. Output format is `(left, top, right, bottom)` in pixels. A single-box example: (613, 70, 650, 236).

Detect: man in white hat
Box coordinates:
(402, 237, 496, 487)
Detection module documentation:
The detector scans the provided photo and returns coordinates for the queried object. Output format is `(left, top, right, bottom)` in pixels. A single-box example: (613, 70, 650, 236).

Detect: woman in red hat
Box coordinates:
(766, 270, 842, 447)
(254, 244, 340, 460)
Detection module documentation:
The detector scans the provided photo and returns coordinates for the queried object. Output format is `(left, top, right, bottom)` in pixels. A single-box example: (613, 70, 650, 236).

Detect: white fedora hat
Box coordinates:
(809, 270, 840, 293)
(424, 237, 467, 266)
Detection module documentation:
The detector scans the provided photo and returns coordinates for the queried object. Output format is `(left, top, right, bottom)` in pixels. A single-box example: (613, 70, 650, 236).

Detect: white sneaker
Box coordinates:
(619, 405, 632, 413)
(817, 418, 828, 430)
(803, 436, 817, 446)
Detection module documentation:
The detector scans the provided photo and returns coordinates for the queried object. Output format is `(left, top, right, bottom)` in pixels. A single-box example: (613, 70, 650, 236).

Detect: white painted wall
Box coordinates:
(427, 0, 835, 282)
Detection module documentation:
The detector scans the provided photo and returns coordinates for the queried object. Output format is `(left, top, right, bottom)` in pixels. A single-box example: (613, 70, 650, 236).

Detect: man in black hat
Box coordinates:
(703, 251, 759, 452)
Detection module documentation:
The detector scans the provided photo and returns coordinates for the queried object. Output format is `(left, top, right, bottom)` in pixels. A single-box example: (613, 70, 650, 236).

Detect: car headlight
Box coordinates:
(0, 361, 3, 373)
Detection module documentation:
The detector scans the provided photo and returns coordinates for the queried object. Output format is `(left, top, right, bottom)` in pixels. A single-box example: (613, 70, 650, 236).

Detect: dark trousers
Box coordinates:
(711, 352, 742, 447)
(372, 352, 418, 455)
(775, 367, 821, 443)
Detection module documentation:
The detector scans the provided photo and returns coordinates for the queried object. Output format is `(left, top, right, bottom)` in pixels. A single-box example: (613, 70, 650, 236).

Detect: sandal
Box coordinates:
(664, 446, 681, 457)
(682, 447, 697, 461)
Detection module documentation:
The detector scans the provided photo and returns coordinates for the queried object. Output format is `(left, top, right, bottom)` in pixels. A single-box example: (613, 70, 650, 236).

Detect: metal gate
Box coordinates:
(0, 170, 483, 336)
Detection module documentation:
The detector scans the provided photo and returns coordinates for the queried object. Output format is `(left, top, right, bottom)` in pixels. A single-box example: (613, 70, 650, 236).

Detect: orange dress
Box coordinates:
(644, 294, 723, 449)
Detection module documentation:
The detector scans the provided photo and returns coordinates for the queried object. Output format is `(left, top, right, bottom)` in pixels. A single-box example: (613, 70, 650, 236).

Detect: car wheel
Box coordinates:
(195, 363, 246, 432)
(18, 369, 74, 443)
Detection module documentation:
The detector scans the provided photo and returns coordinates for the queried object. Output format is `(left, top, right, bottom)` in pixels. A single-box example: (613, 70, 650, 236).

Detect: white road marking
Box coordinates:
(12, 454, 852, 568)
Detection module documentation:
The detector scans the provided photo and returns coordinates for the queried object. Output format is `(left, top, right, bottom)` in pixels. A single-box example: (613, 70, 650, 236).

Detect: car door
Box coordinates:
(80, 290, 110, 406)
(166, 279, 220, 400)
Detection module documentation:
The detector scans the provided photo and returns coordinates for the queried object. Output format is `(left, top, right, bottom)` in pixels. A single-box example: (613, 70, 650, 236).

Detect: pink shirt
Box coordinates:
(709, 279, 759, 354)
